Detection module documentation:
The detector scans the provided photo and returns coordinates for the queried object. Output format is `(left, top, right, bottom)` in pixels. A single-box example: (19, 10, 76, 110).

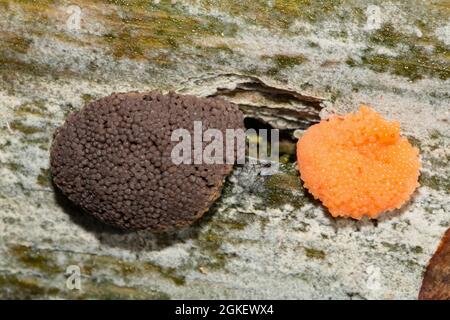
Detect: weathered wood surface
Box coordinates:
(0, 0, 449, 299)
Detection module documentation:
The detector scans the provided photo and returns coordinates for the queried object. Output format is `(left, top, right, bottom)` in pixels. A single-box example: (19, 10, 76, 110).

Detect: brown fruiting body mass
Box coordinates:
(50, 92, 244, 231)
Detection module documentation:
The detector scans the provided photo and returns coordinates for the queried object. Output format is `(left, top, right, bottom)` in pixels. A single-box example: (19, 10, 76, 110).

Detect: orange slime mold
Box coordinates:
(297, 106, 420, 219)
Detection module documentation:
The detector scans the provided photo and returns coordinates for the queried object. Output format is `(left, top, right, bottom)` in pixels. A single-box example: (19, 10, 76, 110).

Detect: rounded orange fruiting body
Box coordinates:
(297, 106, 420, 219)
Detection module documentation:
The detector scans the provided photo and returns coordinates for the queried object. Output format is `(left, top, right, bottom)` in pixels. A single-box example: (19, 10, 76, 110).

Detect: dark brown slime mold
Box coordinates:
(50, 91, 244, 231)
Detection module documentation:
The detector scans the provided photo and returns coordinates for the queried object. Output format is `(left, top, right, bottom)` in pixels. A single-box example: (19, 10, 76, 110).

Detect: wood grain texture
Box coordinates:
(0, 0, 449, 299)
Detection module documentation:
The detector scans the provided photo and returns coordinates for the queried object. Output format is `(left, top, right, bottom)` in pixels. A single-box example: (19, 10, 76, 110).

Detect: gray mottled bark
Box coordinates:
(0, 0, 448, 299)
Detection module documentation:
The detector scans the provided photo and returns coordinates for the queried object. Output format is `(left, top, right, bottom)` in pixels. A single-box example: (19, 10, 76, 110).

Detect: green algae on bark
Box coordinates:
(346, 20, 450, 81)
(36, 168, 51, 187)
(10, 244, 61, 274)
(9, 120, 45, 135)
(259, 163, 308, 210)
(419, 173, 450, 193)
(0, 274, 60, 299)
(14, 101, 48, 117)
(0, 0, 449, 300)
(304, 247, 326, 260)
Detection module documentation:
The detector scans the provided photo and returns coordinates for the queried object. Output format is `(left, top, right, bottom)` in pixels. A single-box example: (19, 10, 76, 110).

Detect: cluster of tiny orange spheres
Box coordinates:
(297, 105, 420, 219)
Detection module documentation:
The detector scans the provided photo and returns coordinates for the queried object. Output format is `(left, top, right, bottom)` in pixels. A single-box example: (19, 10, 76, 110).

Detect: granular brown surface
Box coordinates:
(50, 91, 244, 231)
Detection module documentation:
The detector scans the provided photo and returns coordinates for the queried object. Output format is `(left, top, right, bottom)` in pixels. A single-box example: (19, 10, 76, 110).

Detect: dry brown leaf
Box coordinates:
(419, 228, 450, 300)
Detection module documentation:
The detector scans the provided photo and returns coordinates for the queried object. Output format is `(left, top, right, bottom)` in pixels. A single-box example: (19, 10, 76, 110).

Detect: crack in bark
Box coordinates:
(180, 73, 325, 130)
